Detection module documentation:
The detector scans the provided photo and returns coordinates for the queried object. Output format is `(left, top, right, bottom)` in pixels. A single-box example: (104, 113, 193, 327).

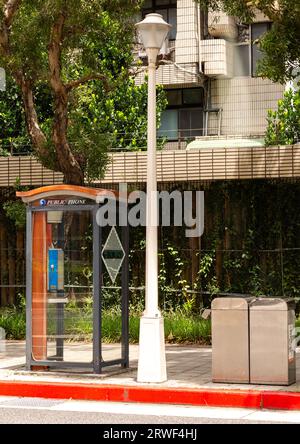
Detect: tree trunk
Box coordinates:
(53, 91, 84, 185)
(48, 12, 84, 186)
(18, 77, 49, 159)
(19, 74, 84, 185)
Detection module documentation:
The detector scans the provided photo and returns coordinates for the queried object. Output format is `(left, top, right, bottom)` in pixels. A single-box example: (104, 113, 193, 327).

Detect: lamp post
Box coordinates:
(135, 13, 171, 383)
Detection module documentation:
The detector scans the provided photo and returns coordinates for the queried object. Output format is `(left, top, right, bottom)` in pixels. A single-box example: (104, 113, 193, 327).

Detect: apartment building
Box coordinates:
(135, 0, 285, 147)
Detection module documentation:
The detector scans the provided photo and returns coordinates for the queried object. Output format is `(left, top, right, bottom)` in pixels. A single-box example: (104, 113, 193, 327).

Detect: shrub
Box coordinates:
(265, 87, 300, 146)
(0, 303, 212, 344)
(0, 307, 26, 340)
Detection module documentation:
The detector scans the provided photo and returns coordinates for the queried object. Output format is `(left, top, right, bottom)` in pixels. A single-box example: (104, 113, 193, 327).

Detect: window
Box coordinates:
(234, 44, 250, 77)
(142, 0, 177, 40)
(234, 22, 271, 77)
(158, 88, 204, 140)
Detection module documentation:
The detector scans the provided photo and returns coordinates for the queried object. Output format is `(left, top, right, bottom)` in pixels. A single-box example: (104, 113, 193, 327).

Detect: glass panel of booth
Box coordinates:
(29, 207, 126, 368)
(100, 225, 124, 364)
(30, 209, 94, 365)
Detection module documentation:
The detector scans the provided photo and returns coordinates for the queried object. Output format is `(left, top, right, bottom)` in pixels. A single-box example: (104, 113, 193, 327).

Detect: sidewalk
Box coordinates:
(1, 341, 300, 411)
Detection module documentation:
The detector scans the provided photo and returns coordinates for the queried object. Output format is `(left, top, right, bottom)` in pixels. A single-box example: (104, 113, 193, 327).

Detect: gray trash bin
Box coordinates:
(212, 297, 255, 383)
(249, 298, 296, 385)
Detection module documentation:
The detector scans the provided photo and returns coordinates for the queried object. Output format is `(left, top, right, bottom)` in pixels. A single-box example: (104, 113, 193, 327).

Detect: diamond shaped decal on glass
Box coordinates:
(101, 227, 125, 283)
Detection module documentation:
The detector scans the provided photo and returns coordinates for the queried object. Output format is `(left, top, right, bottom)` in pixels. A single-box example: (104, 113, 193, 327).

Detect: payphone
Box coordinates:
(17, 184, 129, 374)
(48, 248, 64, 292)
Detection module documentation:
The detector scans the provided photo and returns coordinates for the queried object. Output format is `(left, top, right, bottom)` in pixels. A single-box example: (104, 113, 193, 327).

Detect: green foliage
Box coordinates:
(0, 76, 29, 154)
(1, 179, 28, 228)
(0, 3, 167, 172)
(72, 78, 167, 151)
(265, 87, 300, 146)
(68, 119, 110, 183)
(197, 252, 220, 296)
(0, 309, 26, 339)
(0, 298, 211, 344)
(2, 200, 26, 228)
(0, 1, 141, 80)
(198, 0, 254, 22)
(0, 0, 147, 182)
(256, 20, 300, 83)
(0, 294, 26, 339)
(158, 243, 192, 310)
(164, 310, 211, 344)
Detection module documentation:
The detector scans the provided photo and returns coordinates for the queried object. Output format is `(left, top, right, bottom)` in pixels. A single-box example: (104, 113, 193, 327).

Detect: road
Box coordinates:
(0, 396, 299, 424)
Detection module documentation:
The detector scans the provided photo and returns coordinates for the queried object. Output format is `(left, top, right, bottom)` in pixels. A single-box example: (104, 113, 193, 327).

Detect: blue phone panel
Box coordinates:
(48, 249, 64, 292)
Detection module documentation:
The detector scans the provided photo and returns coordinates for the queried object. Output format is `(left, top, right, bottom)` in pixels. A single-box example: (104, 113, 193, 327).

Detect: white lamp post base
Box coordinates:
(137, 315, 167, 383)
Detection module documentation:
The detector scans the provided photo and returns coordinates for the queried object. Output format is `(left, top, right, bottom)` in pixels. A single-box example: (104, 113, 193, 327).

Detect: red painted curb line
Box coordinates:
(0, 380, 299, 411)
(262, 391, 300, 411)
(0, 380, 261, 409)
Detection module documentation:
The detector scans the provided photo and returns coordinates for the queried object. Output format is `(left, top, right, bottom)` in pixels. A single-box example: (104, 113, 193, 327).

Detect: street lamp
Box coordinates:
(135, 13, 171, 383)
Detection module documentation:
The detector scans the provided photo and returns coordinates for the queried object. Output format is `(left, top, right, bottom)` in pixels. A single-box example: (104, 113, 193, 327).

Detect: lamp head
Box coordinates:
(135, 13, 171, 50)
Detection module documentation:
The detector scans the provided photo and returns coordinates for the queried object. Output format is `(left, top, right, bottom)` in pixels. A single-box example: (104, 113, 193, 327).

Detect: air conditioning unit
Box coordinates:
(208, 12, 238, 41)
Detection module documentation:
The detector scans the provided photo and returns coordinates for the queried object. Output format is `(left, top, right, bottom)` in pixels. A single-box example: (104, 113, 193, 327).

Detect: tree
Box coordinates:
(0, 0, 143, 184)
(73, 76, 167, 152)
(197, 0, 300, 83)
(0, 74, 52, 155)
(265, 86, 300, 146)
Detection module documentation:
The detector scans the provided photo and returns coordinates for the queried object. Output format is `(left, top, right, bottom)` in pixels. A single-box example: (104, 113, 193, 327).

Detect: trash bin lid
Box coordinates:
(212, 297, 255, 310)
(250, 297, 295, 311)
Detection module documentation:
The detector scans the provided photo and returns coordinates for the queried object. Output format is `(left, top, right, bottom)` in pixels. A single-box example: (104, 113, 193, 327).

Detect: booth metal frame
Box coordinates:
(24, 194, 129, 374)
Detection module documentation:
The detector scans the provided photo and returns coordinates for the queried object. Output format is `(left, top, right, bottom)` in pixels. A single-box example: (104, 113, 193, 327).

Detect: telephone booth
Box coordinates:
(17, 185, 129, 373)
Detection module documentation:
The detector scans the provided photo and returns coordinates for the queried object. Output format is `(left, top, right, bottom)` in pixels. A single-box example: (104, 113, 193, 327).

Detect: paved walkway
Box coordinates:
(1, 341, 300, 393)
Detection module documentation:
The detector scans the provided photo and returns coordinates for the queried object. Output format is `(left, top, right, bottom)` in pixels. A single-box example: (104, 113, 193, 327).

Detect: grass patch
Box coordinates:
(0, 304, 211, 344)
(164, 310, 211, 344)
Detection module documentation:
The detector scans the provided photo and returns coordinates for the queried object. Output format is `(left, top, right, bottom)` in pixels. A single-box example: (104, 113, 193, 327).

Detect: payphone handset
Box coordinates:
(48, 248, 64, 292)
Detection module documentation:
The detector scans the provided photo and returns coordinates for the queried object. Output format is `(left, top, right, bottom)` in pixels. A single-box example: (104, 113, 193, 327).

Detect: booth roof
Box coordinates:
(16, 184, 121, 203)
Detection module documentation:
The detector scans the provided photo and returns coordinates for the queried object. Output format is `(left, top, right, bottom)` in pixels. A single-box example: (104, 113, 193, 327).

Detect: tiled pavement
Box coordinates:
(1, 341, 300, 393)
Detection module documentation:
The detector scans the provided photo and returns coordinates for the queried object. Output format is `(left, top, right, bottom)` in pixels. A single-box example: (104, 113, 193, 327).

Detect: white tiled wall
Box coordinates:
(175, 0, 198, 64)
(134, 62, 201, 86)
(208, 77, 284, 136)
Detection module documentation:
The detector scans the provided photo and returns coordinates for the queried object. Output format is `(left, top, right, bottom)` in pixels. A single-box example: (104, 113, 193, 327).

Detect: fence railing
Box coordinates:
(0, 144, 299, 187)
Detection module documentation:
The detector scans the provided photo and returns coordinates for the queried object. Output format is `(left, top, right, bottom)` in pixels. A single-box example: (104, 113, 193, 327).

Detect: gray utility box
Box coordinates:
(212, 297, 296, 386)
(250, 298, 296, 385)
(211, 297, 255, 384)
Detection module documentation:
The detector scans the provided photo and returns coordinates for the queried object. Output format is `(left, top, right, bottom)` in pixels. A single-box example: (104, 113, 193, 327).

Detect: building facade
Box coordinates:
(135, 0, 285, 148)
